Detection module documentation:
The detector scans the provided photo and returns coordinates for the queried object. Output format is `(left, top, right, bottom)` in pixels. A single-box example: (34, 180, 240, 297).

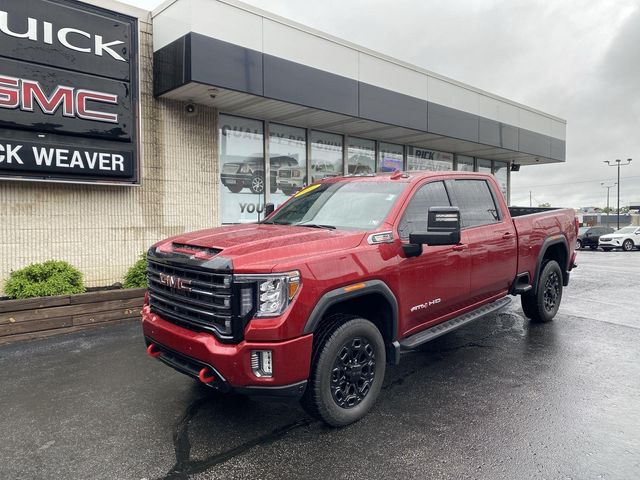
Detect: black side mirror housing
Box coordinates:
(264, 203, 275, 217)
(409, 207, 461, 246)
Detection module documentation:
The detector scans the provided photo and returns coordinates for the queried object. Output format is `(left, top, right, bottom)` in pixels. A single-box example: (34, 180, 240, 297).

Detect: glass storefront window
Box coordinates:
(219, 115, 265, 223)
(347, 137, 375, 175)
(310, 131, 343, 183)
(406, 147, 453, 171)
(378, 142, 403, 172)
(477, 158, 492, 173)
(493, 161, 509, 201)
(456, 155, 474, 172)
(269, 124, 306, 205)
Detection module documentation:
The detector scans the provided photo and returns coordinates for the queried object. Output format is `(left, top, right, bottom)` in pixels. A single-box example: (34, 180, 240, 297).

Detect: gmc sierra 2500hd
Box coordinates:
(142, 171, 578, 426)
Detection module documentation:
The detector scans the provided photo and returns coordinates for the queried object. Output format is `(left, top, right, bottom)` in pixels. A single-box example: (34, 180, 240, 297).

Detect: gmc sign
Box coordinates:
(0, 75, 119, 123)
(0, 0, 138, 184)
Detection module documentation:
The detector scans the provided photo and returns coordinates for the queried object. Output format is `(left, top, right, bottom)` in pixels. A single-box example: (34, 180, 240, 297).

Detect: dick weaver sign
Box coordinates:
(0, 0, 139, 183)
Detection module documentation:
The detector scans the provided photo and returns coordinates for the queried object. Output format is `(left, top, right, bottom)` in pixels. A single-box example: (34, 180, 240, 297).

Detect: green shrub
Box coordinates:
(123, 252, 147, 289)
(4, 260, 85, 299)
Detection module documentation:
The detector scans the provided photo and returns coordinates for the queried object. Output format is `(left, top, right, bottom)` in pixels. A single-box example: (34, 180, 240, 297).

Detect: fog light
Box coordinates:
(250, 350, 273, 378)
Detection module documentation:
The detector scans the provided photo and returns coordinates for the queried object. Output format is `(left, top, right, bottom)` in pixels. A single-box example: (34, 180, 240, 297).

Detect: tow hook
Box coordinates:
(198, 367, 215, 384)
(146, 344, 161, 358)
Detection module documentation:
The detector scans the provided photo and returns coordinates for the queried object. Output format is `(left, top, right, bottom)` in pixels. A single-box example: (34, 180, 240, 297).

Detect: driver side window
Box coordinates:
(398, 181, 451, 240)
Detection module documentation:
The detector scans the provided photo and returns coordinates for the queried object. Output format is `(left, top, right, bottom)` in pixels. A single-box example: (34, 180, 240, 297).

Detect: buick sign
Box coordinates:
(0, 0, 139, 184)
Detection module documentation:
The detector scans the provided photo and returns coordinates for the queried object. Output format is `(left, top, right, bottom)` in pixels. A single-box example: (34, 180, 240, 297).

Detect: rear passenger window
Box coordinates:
(452, 180, 500, 228)
(398, 181, 450, 240)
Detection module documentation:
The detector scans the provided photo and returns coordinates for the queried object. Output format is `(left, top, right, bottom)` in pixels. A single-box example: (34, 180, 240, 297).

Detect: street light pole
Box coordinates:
(601, 182, 616, 227)
(604, 158, 632, 229)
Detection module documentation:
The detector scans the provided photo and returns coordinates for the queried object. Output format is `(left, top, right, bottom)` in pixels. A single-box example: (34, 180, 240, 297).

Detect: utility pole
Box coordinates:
(604, 159, 632, 229)
(601, 182, 616, 227)
(529, 190, 532, 207)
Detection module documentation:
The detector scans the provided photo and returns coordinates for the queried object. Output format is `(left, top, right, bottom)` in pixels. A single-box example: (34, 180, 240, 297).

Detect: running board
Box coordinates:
(399, 297, 512, 350)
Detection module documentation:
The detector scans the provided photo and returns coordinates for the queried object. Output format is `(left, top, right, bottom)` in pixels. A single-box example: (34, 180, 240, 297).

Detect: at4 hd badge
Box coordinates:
(410, 298, 442, 313)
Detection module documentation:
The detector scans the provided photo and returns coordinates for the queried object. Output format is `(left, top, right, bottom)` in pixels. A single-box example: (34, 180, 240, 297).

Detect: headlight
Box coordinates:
(234, 271, 300, 318)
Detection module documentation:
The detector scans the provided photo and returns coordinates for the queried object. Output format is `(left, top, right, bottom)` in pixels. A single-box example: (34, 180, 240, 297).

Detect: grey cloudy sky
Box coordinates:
(124, 0, 639, 208)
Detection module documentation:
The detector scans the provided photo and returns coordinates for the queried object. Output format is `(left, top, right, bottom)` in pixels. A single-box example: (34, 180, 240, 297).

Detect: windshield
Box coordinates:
(615, 226, 638, 234)
(265, 181, 406, 230)
(578, 227, 590, 234)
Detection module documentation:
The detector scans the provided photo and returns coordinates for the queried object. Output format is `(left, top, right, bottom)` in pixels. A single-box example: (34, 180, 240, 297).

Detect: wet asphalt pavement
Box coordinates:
(1, 249, 639, 480)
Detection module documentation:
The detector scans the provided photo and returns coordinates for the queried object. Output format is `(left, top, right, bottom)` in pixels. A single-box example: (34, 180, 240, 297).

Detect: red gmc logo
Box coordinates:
(159, 273, 191, 292)
(0, 75, 118, 123)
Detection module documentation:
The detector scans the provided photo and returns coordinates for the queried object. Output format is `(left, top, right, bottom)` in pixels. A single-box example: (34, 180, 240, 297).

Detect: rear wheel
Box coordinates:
(226, 184, 243, 193)
(576, 239, 582, 249)
(622, 239, 634, 251)
(589, 245, 598, 250)
(601, 247, 612, 252)
(521, 260, 563, 323)
(301, 315, 385, 427)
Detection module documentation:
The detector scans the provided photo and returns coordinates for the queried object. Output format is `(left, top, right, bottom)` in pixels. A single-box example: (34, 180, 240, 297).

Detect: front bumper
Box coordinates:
(220, 173, 252, 187)
(142, 306, 313, 396)
(599, 238, 621, 247)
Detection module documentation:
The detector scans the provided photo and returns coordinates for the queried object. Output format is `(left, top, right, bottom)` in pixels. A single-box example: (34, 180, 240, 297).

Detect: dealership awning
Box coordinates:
(152, 0, 566, 166)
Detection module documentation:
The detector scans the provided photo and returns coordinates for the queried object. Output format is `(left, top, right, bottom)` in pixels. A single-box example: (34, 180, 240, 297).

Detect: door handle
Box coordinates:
(502, 232, 513, 238)
(452, 244, 468, 251)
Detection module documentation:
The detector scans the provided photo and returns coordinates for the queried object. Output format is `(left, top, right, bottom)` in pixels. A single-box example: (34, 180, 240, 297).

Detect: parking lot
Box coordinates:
(1, 249, 639, 480)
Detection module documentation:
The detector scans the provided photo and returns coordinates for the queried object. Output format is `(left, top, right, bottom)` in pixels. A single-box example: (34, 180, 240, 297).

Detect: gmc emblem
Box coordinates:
(0, 75, 118, 123)
(159, 273, 191, 292)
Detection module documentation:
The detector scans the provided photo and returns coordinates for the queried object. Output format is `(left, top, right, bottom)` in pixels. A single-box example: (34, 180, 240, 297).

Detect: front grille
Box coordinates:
(278, 170, 292, 178)
(148, 257, 235, 340)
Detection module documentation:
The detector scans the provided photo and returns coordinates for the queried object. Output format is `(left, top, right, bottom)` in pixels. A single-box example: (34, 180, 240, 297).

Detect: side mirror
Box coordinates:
(409, 207, 461, 246)
(264, 203, 275, 217)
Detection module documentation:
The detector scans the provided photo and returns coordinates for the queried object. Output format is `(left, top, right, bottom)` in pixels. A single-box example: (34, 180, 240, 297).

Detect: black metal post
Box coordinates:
(617, 166, 620, 229)
(604, 159, 632, 230)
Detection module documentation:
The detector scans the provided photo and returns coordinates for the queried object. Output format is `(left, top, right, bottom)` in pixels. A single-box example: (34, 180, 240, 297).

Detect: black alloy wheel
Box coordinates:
(301, 315, 386, 427)
(521, 259, 563, 323)
(543, 270, 561, 314)
(330, 337, 376, 408)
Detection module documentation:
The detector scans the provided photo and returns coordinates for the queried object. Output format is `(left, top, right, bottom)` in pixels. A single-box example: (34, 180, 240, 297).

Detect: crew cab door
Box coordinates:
(396, 180, 471, 335)
(447, 178, 517, 301)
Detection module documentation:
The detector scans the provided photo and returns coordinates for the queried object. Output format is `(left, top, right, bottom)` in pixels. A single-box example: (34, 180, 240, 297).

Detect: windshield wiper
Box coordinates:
(260, 220, 289, 225)
(294, 222, 336, 230)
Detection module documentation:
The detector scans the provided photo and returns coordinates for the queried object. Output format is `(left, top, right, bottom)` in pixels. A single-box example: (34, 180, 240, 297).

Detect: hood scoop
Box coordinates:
(172, 242, 222, 257)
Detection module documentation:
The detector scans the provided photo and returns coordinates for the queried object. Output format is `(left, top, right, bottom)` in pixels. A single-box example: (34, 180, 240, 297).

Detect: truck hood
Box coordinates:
(157, 224, 366, 271)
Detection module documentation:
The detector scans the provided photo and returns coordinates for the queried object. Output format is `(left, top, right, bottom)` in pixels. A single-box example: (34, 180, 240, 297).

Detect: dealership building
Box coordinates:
(0, 0, 566, 288)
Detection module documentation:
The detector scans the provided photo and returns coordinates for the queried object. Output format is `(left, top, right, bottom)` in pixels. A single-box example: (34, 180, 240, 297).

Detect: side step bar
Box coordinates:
(399, 297, 512, 350)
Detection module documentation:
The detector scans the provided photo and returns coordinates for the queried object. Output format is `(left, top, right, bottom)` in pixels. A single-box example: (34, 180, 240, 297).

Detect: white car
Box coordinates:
(598, 225, 640, 251)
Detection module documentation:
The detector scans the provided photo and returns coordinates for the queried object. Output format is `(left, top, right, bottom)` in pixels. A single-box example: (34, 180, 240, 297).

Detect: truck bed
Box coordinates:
(509, 206, 577, 288)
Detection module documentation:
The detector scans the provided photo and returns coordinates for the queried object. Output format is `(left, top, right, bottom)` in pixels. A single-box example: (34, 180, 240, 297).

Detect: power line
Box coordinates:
(514, 175, 640, 189)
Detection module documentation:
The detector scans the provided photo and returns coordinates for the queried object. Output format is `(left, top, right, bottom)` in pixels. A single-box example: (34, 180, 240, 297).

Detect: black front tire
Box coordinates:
(601, 247, 612, 252)
(589, 245, 598, 250)
(521, 260, 563, 323)
(226, 184, 243, 193)
(576, 240, 582, 250)
(301, 315, 386, 427)
(281, 188, 297, 196)
(622, 239, 634, 251)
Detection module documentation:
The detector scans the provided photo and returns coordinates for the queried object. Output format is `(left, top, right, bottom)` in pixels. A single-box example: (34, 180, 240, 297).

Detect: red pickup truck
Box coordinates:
(142, 171, 577, 426)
